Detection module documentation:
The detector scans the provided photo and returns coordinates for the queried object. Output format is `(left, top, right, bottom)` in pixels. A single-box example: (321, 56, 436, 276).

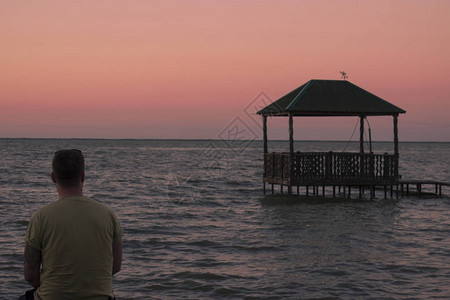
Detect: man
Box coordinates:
(22, 149, 122, 300)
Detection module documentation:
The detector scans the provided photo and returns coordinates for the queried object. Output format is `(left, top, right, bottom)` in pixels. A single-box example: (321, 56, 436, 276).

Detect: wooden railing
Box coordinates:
(264, 152, 399, 185)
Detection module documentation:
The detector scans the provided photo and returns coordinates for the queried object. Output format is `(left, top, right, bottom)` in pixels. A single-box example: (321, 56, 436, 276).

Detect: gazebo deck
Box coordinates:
(264, 151, 399, 187)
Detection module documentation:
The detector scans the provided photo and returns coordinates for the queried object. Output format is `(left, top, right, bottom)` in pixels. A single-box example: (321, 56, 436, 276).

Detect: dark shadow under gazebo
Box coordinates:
(257, 79, 407, 199)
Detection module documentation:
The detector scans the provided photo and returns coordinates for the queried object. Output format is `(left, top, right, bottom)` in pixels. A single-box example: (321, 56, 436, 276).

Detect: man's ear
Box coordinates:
(81, 170, 85, 183)
(51, 172, 57, 183)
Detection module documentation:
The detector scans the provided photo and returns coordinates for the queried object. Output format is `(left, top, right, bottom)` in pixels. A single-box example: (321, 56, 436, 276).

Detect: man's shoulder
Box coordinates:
(85, 197, 116, 211)
(31, 199, 60, 215)
(83, 197, 120, 221)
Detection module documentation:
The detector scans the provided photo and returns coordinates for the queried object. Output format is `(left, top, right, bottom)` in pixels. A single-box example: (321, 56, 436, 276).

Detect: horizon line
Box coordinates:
(1, 137, 448, 143)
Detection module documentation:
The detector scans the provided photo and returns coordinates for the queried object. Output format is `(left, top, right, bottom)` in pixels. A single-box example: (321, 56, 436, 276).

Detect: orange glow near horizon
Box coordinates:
(1, 1, 449, 141)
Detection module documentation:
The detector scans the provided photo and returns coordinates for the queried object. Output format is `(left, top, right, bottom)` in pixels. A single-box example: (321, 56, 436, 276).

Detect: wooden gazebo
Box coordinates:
(257, 79, 406, 198)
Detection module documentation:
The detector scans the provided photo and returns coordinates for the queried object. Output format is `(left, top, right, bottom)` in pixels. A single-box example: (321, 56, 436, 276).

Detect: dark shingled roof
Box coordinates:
(257, 80, 406, 116)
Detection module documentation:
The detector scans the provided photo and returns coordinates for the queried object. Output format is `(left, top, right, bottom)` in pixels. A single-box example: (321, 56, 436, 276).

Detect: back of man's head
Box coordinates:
(52, 149, 84, 189)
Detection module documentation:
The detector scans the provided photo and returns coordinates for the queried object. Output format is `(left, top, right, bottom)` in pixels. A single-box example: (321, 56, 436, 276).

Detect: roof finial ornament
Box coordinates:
(340, 71, 348, 80)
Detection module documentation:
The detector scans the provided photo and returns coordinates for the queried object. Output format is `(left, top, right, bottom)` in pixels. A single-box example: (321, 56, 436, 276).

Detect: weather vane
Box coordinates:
(340, 71, 348, 80)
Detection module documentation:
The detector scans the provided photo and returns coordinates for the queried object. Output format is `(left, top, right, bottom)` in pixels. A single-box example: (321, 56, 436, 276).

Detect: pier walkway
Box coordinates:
(399, 180, 450, 197)
(265, 180, 450, 200)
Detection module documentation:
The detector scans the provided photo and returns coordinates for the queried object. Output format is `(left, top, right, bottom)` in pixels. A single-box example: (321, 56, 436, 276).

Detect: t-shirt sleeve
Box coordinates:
(25, 211, 42, 251)
(112, 212, 123, 243)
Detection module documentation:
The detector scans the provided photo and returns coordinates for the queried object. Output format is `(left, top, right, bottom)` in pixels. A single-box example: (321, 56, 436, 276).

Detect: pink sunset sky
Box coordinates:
(1, 0, 449, 141)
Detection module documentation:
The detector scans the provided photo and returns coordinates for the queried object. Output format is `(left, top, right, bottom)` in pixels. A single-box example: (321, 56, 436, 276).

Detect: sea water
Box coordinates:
(0, 139, 449, 299)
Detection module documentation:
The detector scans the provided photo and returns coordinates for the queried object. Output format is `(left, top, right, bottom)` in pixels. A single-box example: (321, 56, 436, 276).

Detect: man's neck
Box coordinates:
(57, 187, 83, 199)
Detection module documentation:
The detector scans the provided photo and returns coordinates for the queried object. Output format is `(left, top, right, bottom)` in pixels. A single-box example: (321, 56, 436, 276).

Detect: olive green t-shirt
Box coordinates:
(25, 196, 122, 300)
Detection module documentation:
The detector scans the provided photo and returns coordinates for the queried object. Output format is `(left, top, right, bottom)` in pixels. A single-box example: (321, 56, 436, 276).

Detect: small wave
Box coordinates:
(231, 244, 281, 252)
(191, 283, 215, 292)
(194, 258, 231, 268)
(225, 180, 245, 186)
(186, 239, 221, 247)
(212, 287, 241, 296)
(181, 279, 215, 292)
(381, 264, 439, 274)
(14, 219, 29, 227)
(171, 271, 228, 281)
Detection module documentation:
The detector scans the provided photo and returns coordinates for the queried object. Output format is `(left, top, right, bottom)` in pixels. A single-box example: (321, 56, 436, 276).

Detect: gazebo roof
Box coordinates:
(257, 79, 406, 116)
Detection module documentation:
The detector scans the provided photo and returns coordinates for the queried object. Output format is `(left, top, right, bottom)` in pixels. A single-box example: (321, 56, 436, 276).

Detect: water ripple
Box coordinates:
(1, 139, 449, 299)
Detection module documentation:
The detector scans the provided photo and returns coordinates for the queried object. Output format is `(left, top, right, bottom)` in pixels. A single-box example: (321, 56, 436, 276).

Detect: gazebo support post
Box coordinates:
(393, 114, 399, 179)
(359, 116, 365, 177)
(288, 114, 294, 195)
(289, 114, 294, 155)
(263, 116, 268, 194)
(360, 116, 365, 153)
(263, 116, 268, 155)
